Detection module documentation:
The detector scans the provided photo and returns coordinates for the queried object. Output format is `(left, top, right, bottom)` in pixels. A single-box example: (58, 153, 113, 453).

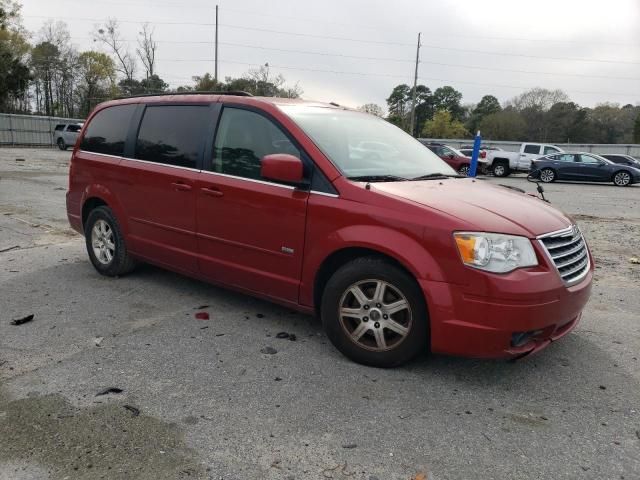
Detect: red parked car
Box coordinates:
(421, 142, 474, 175)
(67, 93, 593, 367)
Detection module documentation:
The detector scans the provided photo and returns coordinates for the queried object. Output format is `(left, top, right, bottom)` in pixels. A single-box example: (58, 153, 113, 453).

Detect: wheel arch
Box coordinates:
(80, 184, 129, 235)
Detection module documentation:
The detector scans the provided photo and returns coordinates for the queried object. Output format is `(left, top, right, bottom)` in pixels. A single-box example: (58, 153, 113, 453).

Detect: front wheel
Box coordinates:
(613, 171, 631, 187)
(57, 138, 67, 151)
(84, 206, 137, 276)
(321, 257, 428, 368)
(540, 168, 556, 183)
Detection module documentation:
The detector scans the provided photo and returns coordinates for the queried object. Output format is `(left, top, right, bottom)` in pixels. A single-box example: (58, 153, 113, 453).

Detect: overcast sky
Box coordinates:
(20, 0, 640, 110)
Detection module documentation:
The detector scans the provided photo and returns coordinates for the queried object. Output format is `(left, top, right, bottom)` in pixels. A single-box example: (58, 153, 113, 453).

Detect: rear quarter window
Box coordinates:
(81, 104, 137, 156)
(135, 105, 210, 169)
(54, 124, 65, 131)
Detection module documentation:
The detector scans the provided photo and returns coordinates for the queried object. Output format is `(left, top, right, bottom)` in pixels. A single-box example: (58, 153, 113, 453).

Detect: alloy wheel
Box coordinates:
(338, 279, 413, 352)
(459, 165, 470, 176)
(493, 165, 505, 176)
(91, 219, 115, 265)
(540, 169, 555, 183)
(614, 172, 630, 186)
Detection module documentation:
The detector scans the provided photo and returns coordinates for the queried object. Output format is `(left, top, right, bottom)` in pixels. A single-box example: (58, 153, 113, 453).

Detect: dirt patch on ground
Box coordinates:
(0, 383, 207, 480)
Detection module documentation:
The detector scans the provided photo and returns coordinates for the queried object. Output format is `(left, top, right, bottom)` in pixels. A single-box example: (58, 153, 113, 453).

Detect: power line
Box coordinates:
(24, 14, 640, 66)
(30, 3, 638, 47)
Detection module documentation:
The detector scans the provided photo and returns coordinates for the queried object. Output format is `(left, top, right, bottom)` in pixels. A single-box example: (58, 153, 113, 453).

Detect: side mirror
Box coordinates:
(261, 154, 305, 185)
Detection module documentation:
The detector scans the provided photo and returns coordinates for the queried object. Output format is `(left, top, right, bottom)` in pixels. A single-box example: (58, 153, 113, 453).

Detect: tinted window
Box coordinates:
(603, 155, 624, 164)
(54, 124, 65, 131)
(543, 146, 560, 154)
(136, 105, 210, 168)
(213, 107, 300, 180)
(66, 124, 82, 133)
(579, 154, 601, 164)
(81, 105, 136, 156)
(523, 144, 541, 154)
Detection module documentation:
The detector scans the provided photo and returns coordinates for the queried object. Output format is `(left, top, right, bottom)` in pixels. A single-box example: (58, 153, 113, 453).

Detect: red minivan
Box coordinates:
(67, 93, 593, 367)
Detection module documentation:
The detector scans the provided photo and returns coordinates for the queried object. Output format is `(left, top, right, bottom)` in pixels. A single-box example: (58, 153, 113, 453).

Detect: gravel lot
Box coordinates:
(1, 147, 639, 480)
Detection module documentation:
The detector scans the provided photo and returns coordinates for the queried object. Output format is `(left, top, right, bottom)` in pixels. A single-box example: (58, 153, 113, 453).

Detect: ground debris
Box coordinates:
(276, 331, 297, 341)
(195, 312, 210, 320)
(94, 336, 104, 347)
(123, 405, 140, 417)
(10, 314, 34, 326)
(630, 257, 640, 264)
(341, 443, 357, 449)
(0, 245, 20, 253)
(261, 346, 277, 355)
(322, 462, 355, 478)
(96, 387, 123, 396)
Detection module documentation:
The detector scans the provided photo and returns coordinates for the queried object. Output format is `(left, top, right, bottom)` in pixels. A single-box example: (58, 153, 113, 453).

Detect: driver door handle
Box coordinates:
(171, 182, 192, 192)
(201, 186, 224, 197)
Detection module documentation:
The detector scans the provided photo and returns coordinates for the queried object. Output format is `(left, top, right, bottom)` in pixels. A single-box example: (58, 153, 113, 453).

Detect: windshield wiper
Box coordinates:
(412, 173, 464, 180)
(347, 174, 409, 182)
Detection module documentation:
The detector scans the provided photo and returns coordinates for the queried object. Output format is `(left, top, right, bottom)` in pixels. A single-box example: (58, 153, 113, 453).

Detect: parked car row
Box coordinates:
(529, 152, 640, 186)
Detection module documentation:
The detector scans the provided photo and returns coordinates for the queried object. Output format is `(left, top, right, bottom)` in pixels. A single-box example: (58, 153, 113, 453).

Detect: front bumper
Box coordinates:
(419, 260, 593, 359)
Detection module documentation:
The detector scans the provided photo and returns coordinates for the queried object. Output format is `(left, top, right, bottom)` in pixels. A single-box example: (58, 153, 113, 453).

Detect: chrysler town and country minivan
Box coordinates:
(66, 92, 593, 367)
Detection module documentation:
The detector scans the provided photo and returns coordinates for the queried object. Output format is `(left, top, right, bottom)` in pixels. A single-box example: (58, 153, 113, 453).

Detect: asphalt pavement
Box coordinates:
(1, 148, 639, 480)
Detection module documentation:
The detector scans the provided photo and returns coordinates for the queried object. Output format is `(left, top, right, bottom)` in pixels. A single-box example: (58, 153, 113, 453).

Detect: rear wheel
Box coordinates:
(613, 171, 631, 187)
(321, 257, 428, 368)
(57, 138, 67, 150)
(84, 206, 136, 276)
(458, 165, 470, 176)
(540, 168, 556, 183)
(492, 161, 510, 177)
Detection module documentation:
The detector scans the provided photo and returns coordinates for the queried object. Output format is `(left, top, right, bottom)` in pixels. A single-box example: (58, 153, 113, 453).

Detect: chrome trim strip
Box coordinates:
(545, 235, 582, 250)
(536, 225, 574, 239)
(81, 150, 338, 195)
(560, 256, 589, 278)
(310, 190, 339, 198)
(78, 150, 123, 160)
(120, 156, 200, 172)
(200, 170, 296, 190)
(550, 239, 585, 260)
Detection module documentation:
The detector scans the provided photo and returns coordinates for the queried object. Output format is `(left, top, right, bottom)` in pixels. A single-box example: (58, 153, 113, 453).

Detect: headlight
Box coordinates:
(453, 232, 538, 273)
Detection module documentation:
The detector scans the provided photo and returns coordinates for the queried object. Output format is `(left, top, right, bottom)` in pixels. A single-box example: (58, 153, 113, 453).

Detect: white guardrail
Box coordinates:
(419, 138, 640, 157)
(0, 113, 85, 147)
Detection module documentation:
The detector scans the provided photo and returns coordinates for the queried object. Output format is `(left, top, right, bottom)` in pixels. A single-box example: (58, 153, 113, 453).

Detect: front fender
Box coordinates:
(299, 224, 447, 308)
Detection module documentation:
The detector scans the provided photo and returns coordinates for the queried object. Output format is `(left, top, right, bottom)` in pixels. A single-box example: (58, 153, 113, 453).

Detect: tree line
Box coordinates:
(0, 0, 301, 118)
(380, 84, 640, 144)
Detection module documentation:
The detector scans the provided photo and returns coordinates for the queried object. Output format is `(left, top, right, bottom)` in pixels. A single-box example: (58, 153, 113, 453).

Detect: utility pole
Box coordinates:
(409, 32, 421, 137)
(214, 4, 219, 83)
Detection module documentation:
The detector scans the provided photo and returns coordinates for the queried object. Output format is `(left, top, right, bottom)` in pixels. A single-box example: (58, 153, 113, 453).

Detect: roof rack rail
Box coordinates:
(116, 90, 253, 99)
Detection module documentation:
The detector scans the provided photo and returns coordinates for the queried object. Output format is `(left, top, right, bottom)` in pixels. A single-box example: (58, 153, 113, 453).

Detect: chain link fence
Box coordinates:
(0, 113, 85, 147)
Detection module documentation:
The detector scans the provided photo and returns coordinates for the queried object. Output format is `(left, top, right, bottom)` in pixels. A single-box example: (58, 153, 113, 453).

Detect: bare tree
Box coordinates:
(358, 103, 384, 117)
(94, 18, 136, 82)
(136, 23, 156, 79)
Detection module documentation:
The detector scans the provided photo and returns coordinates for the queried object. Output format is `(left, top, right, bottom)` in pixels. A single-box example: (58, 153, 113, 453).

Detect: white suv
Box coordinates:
(53, 123, 83, 150)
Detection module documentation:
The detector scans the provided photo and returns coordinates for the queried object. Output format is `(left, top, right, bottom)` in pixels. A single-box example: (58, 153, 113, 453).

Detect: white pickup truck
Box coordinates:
(486, 143, 564, 177)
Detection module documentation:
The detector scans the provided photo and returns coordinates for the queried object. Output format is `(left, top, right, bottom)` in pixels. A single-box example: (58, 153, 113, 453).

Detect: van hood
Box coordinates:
(372, 179, 572, 237)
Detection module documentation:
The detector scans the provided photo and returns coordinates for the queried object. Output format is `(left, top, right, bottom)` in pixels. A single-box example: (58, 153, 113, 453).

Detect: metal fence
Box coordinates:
(0, 113, 85, 147)
(419, 138, 640, 157)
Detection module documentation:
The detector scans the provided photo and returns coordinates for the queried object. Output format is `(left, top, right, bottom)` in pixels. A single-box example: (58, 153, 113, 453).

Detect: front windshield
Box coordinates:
(280, 105, 456, 179)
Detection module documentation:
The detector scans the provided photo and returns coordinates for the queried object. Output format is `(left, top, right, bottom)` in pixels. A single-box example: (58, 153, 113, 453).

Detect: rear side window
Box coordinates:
(81, 105, 136, 156)
(213, 107, 300, 180)
(523, 144, 541, 154)
(67, 124, 81, 133)
(136, 105, 210, 169)
(604, 155, 624, 164)
(54, 124, 65, 131)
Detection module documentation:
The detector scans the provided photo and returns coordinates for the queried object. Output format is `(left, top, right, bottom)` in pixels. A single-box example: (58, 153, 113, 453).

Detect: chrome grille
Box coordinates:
(538, 225, 589, 285)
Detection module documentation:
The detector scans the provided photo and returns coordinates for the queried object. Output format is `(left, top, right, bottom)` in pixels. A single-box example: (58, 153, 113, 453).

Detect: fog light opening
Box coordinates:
(511, 330, 543, 348)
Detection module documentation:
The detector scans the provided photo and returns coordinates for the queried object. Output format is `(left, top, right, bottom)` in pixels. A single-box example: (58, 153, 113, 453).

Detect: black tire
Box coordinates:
(612, 170, 631, 187)
(458, 165, 470, 176)
(321, 256, 429, 368)
(57, 138, 67, 151)
(540, 168, 556, 183)
(492, 160, 510, 177)
(84, 206, 136, 276)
